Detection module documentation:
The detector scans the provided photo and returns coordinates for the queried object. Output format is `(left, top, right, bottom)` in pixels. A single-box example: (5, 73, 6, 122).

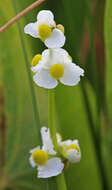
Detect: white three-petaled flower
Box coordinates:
(29, 127, 64, 178)
(32, 48, 84, 89)
(57, 133, 81, 163)
(24, 10, 65, 48)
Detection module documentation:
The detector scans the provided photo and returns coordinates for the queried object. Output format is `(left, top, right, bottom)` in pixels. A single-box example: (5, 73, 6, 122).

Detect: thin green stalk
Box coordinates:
(48, 89, 58, 150)
(12, 0, 41, 144)
(48, 89, 67, 190)
(56, 173, 67, 190)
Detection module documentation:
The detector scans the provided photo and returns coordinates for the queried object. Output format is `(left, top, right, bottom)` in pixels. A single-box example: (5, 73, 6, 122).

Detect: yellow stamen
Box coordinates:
(56, 24, 64, 33)
(68, 55, 72, 62)
(31, 54, 42, 67)
(50, 64, 64, 79)
(32, 150, 48, 166)
(38, 24, 51, 39)
(67, 144, 79, 152)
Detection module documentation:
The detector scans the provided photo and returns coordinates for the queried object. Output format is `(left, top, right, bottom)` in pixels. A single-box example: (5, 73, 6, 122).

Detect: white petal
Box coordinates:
(53, 48, 68, 58)
(73, 140, 79, 146)
(37, 10, 54, 21)
(31, 66, 39, 73)
(42, 49, 50, 58)
(38, 158, 64, 178)
(41, 48, 68, 68)
(37, 19, 55, 29)
(60, 139, 79, 148)
(29, 155, 36, 168)
(60, 63, 84, 86)
(41, 49, 52, 68)
(24, 22, 38, 38)
(31, 62, 42, 73)
(51, 48, 69, 64)
(40, 48, 70, 70)
(41, 127, 56, 155)
(60, 139, 72, 147)
(42, 48, 68, 61)
(45, 29, 66, 48)
(33, 69, 58, 89)
(66, 149, 81, 163)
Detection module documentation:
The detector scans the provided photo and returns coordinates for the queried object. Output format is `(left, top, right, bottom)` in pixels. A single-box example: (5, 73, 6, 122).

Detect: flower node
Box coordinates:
(50, 64, 64, 79)
(32, 150, 48, 166)
(38, 24, 52, 39)
(31, 54, 42, 66)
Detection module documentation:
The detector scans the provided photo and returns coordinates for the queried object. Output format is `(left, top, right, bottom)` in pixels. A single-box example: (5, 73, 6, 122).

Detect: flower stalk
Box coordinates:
(48, 89, 58, 150)
(56, 173, 67, 190)
(48, 88, 67, 190)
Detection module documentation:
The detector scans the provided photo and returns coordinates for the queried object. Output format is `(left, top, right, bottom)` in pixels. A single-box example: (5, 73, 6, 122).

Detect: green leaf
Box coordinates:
(0, 0, 46, 189)
(104, 1, 112, 189)
(56, 83, 101, 190)
(104, 0, 112, 127)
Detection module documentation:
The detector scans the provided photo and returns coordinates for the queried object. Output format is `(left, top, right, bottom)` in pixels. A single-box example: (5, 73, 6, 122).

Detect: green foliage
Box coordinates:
(56, 83, 101, 190)
(104, 0, 112, 127)
(104, 0, 112, 189)
(0, 0, 111, 190)
(0, 0, 45, 189)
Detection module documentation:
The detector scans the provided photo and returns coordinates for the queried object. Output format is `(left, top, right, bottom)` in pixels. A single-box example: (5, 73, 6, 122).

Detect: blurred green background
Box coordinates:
(0, 0, 112, 190)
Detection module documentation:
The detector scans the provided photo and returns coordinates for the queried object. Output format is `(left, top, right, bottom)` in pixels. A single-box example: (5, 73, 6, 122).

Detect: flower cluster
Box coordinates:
(24, 10, 65, 48)
(24, 10, 83, 179)
(24, 10, 84, 89)
(29, 127, 81, 178)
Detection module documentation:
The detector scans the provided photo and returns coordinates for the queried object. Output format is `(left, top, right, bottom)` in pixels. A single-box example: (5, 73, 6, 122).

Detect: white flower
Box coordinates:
(33, 48, 84, 89)
(29, 127, 64, 178)
(58, 139, 81, 163)
(24, 10, 65, 48)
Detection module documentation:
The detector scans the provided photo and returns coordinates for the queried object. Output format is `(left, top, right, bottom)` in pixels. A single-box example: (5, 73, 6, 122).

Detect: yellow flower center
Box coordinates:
(68, 55, 72, 62)
(31, 54, 42, 67)
(67, 144, 79, 152)
(38, 24, 52, 39)
(56, 24, 64, 33)
(50, 64, 64, 79)
(32, 150, 48, 166)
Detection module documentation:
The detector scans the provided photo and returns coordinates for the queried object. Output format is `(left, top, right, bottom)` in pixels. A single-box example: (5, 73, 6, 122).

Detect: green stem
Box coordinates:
(56, 173, 67, 190)
(48, 89, 67, 190)
(48, 89, 57, 149)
